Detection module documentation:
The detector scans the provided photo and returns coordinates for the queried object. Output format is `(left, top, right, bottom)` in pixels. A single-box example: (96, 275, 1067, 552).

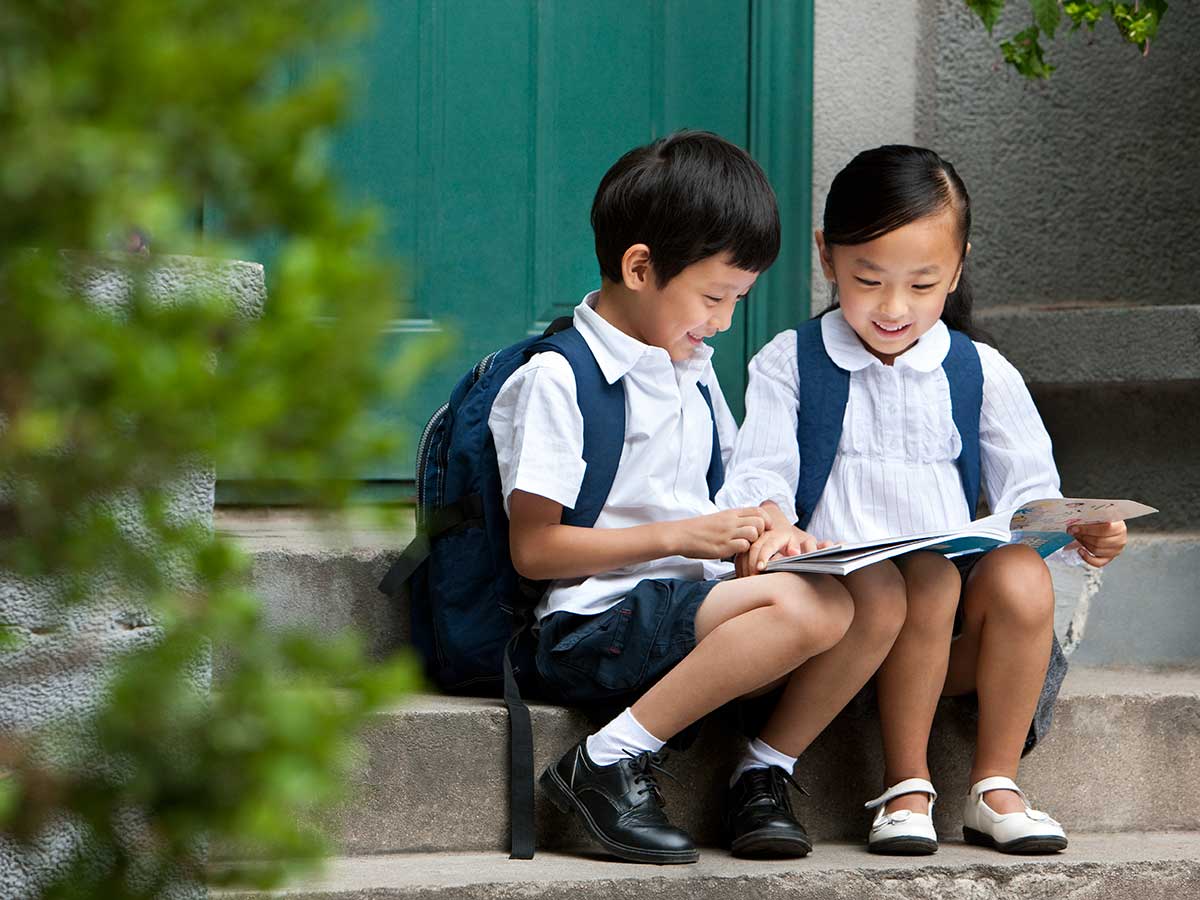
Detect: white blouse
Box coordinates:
(717, 309, 1070, 548)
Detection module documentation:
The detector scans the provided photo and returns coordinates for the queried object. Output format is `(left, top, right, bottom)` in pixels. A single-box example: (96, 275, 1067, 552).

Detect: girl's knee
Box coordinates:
(901, 551, 960, 594)
(898, 551, 960, 632)
(970, 545, 1054, 630)
(846, 562, 906, 643)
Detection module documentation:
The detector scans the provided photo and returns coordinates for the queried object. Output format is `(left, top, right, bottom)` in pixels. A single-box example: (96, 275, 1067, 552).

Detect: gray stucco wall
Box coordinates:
(917, 1, 1200, 309)
(811, 0, 923, 314)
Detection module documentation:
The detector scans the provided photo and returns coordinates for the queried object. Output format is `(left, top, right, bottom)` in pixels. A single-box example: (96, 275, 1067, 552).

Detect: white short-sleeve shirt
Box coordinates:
(489, 292, 738, 620)
(718, 308, 1076, 558)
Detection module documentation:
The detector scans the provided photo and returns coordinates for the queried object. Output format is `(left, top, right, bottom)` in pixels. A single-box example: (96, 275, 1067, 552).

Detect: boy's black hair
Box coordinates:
(591, 130, 780, 287)
(820, 144, 990, 344)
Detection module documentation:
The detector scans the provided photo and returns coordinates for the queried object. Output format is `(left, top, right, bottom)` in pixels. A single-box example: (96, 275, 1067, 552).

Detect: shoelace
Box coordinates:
(744, 765, 810, 812)
(624, 750, 681, 807)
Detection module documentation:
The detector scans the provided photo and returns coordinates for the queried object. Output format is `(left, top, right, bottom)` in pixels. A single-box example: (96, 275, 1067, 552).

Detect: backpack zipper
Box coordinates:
(414, 402, 449, 529)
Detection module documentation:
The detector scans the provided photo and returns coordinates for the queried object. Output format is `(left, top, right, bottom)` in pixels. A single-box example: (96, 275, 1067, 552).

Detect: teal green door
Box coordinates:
(331, 1, 811, 482)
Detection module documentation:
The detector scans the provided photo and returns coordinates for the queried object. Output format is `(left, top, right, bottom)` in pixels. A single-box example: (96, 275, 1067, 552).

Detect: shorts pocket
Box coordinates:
(547, 598, 640, 692)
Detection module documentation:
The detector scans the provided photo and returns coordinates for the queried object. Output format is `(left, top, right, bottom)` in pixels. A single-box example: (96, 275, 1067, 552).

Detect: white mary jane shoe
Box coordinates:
(962, 776, 1068, 854)
(864, 777, 939, 855)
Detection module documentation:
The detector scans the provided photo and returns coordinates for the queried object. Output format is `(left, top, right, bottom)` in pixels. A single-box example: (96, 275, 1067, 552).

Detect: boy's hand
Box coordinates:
(1067, 520, 1127, 568)
(668, 508, 765, 560)
(736, 525, 834, 578)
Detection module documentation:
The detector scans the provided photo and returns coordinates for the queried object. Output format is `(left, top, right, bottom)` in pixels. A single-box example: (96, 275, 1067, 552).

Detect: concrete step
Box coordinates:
(215, 507, 412, 660)
(215, 508, 1200, 668)
(221, 833, 1200, 899)
(975, 304, 1200, 385)
(330, 666, 1200, 856)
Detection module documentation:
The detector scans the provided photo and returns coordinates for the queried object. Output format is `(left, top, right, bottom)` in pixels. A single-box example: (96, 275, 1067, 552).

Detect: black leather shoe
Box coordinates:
(540, 739, 698, 864)
(725, 766, 812, 858)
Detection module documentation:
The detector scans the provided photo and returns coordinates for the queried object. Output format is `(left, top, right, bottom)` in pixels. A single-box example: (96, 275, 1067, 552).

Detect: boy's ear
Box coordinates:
(814, 230, 836, 282)
(621, 243, 653, 292)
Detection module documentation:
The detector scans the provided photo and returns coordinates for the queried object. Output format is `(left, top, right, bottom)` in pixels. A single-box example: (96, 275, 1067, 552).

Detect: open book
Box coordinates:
(742, 498, 1157, 577)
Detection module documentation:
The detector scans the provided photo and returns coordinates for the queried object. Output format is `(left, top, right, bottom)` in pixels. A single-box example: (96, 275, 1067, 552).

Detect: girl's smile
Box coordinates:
(871, 320, 913, 339)
(816, 207, 966, 365)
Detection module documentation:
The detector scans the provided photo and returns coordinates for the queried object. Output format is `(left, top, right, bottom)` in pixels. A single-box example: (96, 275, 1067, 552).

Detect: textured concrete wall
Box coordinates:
(810, 0, 924, 314)
(918, 1, 1200, 309)
(0, 255, 265, 900)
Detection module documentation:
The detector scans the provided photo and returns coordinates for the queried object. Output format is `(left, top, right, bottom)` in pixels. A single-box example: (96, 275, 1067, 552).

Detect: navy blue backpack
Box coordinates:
(379, 316, 725, 859)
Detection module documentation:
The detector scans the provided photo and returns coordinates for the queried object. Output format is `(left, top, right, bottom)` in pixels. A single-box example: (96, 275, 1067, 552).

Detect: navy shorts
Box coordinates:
(534, 577, 720, 708)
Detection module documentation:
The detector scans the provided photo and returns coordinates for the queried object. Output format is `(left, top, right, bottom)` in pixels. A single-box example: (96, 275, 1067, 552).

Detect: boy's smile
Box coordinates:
(596, 250, 759, 363)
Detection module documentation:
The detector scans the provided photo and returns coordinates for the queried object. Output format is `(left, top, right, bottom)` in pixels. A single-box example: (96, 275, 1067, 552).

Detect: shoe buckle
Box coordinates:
(876, 808, 912, 828)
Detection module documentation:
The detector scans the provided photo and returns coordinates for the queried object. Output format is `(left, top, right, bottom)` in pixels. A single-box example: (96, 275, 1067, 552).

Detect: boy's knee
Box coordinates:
(772, 576, 852, 654)
(806, 575, 856, 650)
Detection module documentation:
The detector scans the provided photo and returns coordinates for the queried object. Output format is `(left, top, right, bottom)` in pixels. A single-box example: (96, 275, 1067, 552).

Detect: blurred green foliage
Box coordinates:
(966, 0, 1169, 79)
(0, 0, 425, 896)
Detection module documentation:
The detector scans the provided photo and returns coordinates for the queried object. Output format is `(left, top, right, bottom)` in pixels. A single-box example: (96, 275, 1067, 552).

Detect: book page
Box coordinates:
(1007, 498, 1158, 532)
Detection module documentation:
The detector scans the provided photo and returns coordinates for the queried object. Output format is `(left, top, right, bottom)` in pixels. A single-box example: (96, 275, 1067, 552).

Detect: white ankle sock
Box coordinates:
(729, 737, 798, 787)
(585, 708, 665, 766)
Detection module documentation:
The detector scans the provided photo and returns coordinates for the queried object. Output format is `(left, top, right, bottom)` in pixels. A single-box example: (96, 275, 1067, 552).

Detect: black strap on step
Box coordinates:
(377, 494, 485, 598)
(503, 616, 535, 859)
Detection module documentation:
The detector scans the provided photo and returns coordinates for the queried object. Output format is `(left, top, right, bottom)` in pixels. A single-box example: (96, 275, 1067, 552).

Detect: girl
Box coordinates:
(717, 145, 1127, 855)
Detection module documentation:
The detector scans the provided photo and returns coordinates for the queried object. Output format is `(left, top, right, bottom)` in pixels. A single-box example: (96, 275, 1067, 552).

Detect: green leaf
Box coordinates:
(967, 0, 1008, 34)
(1111, 0, 1167, 49)
(1063, 1, 1106, 30)
(1000, 25, 1058, 78)
(1029, 0, 1063, 38)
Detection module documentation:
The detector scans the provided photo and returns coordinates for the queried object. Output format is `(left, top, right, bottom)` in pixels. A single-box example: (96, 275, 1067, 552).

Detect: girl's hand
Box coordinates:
(1067, 520, 1127, 568)
(736, 525, 834, 577)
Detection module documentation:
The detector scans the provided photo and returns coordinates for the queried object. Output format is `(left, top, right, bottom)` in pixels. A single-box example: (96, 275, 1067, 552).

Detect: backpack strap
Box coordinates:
(501, 321, 626, 861)
(792, 318, 984, 530)
(528, 326, 625, 528)
(943, 328, 983, 517)
(695, 382, 725, 501)
(794, 319, 850, 530)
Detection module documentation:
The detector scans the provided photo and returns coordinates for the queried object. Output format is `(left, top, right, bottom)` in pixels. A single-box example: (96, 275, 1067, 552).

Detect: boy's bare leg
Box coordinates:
(943, 544, 1054, 815)
(756, 561, 907, 757)
(875, 552, 960, 815)
(630, 572, 853, 740)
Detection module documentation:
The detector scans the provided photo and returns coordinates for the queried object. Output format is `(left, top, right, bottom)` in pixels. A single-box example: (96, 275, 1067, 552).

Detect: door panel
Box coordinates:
(321, 2, 757, 479)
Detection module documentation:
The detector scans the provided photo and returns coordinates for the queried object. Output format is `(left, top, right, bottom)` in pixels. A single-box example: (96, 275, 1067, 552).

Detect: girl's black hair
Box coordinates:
(819, 144, 990, 344)
(591, 130, 780, 286)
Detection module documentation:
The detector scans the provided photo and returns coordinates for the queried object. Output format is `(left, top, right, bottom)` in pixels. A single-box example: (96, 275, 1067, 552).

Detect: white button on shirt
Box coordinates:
(489, 292, 738, 621)
(717, 309, 1072, 552)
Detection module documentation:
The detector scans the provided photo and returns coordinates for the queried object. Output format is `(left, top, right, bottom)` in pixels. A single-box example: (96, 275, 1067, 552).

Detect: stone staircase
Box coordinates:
(216, 500, 1200, 899)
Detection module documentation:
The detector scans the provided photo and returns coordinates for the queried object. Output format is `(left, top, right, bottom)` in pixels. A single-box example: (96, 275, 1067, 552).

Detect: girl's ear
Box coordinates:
(948, 241, 971, 293)
(814, 230, 836, 282)
(621, 243, 653, 292)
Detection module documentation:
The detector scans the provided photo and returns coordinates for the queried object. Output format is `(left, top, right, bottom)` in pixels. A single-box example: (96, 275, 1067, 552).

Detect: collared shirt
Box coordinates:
(489, 292, 738, 620)
(717, 308, 1072, 550)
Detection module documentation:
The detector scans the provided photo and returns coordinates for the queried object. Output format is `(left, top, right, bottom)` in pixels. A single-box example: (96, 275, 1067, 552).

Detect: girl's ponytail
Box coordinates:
(940, 268, 992, 345)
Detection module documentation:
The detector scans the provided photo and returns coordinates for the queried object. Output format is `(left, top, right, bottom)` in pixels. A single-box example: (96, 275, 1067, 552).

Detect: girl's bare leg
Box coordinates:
(943, 544, 1055, 815)
(875, 551, 961, 815)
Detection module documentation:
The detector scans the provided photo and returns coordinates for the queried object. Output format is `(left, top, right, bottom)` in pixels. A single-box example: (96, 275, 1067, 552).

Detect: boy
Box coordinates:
(489, 131, 906, 863)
